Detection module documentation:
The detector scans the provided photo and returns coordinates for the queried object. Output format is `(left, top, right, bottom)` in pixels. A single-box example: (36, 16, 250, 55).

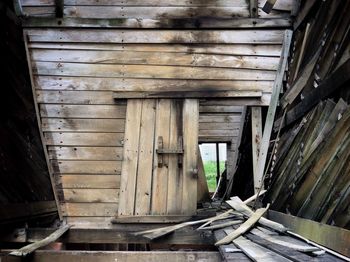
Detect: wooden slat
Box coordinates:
(34, 76, 274, 92)
(34, 62, 277, 81)
(22, 0, 248, 6)
(232, 236, 291, 262)
(29, 43, 282, 57)
(44, 132, 124, 146)
(23, 17, 292, 28)
(32, 49, 280, 70)
(199, 114, 241, 123)
(62, 203, 118, 216)
(199, 122, 238, 130)
(60, 174, 120, 189)
(151, 99, 171, 215)
(22, 6, 55, 16)
(40, 104, 126, 118)
(134, 100, 156, 215)
(62, 189, 119, 203)
(198, 129, 239, 137)
(48, 146, 122, 160)
(181, 99, 199, 215)
(26, 29, 285, 44)
(254, 30, 293, 193)
(113, 90, 262, 99)
(199, 105, 243, 113)
(251, 106, 262, 190)
(36, 90, 116, 105)
(167, 100, 183, 213)
(42, 118, 125, 132)
(118, 99, 143, 216)
(61, 6, 247, 19)
(52, 160, 122, 174)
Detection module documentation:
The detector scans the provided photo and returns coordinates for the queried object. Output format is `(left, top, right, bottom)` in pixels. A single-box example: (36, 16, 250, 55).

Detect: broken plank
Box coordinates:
(10, 225, 71, 257)
(215, 205, 269, 245)
(232, 235, 293, 262)
(227, 197, 287, 233)
(254, 30, 293, 192)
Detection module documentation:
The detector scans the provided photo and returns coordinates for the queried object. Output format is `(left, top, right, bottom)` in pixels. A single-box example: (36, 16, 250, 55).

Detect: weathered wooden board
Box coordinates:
(118, 99, 143, 216)
(34, 62, 276, 80)
(181, 99, 199, 215)
(52, 160, 122, 174)
(63, 6, 250, 19)
(134, 100, 156, 216)
(32, 49, 280, 70)
(34, 76, 274, 92)
(199, 129, 239, 137)
(60, 174, 120, 189)
(42, 118, 125, 132)
(26, 29, 285, 44)
(199, 122, 238, 130)
(21, 0, 249, 7)
(24, 17, 292, 28)
(29, 43, 282, 57)
(61, 203, 118, 216)
(40, 104, 126, 118)
(48, 146, 123, 160)
(199, 114, 241, 123)
(62, 189, 119, 203)
(44, 132, 124, 146)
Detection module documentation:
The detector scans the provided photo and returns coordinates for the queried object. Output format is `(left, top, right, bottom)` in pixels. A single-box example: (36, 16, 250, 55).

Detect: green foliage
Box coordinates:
(203, 161, 225, 192)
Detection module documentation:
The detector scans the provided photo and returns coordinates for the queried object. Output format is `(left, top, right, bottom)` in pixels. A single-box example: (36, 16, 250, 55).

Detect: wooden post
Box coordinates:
(216, 143, 220, 184)
(249, 0, 258, 18)
(254, 30, 293, 193)
(251, 107, 262, 192)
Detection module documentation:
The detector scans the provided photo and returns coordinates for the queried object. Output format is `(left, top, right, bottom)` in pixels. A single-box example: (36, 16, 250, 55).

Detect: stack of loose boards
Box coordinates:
(134, 193, 348, 261)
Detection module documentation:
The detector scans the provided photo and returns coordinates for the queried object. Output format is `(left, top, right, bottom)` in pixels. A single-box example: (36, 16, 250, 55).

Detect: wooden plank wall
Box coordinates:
(20, 0, 294, 20)
(21, 0, 295, 227)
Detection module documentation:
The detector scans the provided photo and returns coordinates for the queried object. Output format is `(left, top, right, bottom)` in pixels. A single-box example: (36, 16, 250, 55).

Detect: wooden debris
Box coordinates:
(10, 224, 71, 257)
(227, 197, 288, 233)
(215, 205, 269, 245)
(232, 235, 292, 262)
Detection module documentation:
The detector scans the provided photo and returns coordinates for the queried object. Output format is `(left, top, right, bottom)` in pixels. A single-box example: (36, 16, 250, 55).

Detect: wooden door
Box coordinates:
(117, 99, 199, 222)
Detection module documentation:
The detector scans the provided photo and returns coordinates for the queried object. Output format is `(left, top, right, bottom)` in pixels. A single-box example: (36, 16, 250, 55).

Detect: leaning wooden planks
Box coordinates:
(268, 100, 350, 227)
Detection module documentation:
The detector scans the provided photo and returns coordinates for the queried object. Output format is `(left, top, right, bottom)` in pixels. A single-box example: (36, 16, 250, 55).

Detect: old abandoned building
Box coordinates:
(0, 0, 349, 261)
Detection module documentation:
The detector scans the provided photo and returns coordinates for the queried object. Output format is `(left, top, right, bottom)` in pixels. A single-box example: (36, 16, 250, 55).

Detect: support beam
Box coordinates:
(254, 30, 293, 193)
(268, 210, 350, 257)
(2, 251, 222, 262)
(251, 107, 262, 192)
(2, 227, 215, 246)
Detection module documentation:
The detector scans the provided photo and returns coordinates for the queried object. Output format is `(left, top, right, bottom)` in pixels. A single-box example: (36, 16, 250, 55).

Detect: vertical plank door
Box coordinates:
(117, 99, 199, 222)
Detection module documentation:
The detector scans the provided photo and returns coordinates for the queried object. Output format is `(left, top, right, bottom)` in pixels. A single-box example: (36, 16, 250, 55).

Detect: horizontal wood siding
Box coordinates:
(25, 26, 283, 225)
(21, 0, 294, 21)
